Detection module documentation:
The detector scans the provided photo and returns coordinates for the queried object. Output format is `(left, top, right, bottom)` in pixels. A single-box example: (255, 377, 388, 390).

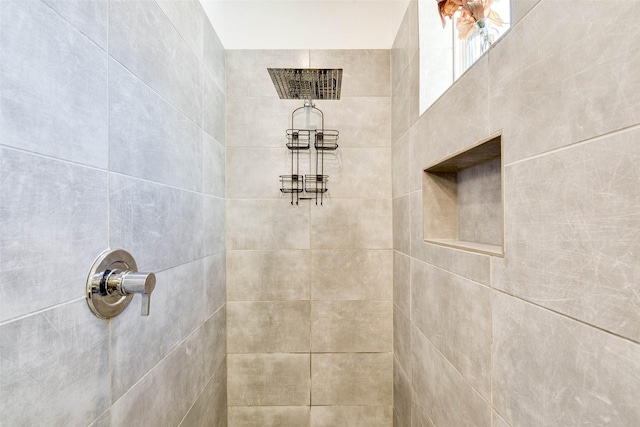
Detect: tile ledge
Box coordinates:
(425, 239, 504, 257)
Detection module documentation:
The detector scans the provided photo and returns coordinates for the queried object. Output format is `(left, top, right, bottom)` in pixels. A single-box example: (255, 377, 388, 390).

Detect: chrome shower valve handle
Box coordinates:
(86, 249, 156, 319)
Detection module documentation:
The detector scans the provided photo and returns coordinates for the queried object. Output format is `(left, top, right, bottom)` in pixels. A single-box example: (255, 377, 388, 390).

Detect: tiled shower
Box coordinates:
(1, 0, 640, 426)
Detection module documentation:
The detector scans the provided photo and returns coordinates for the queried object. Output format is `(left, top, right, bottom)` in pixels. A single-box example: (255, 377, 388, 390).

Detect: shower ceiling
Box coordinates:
(199, 0, 411, 49)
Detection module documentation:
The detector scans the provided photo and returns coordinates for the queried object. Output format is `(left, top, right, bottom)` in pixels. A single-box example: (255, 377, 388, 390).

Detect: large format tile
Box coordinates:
(227, 353, 310, 406)
(203, 18, 225, 89)
(227, 199, 310, 250)
(311, 198, 392, 249)
(110, 259, 210, 401)
(489, 0, 640, 163)
(393, 359, 411, 427)
(180, 361, 227, 427)
(109, 60, 203, 191)
(310, 50, 390, 97)
(203, 132, 225, 197)
(311, 249, 393, 300)
(394, 305, 412, 375)
(227, 301, 310, 353)
(226, 96, 299, 148)
(204, 67, 226, 143)
(392, 131, 413, 197)
(0, 149, 108, 321)
(229, 406, 310, 427)
(156, 0, 204, 60)
(89, 410, 111, 427)
(510, 0, 541, 25)
(391, 0, 418, 91)
(312, 353, 392, 406)
(493, 293, 640, 426)
(111, 318, 213, 427)
(226, 147, 289, 199)
(393, 194, 411, 255)
(109, 0, 202, 125)
(311, 301, 392, 352)
(226, 250, 310, 301)
(110, 174, 204, 272)
(392, 66, 411, 143)
(0, 0, 108, 168)
(393, 251, 411, 316)
(203, 195, 225, 256)
(311, 406, 392, 427)
(0, 300, 109, 426)
(411, 326, 490, 427)
(411, 397, 435, 427)
(314, 97, 391, 148)
(410, 190, 491, 285)
(42, 0, 108, 48)
(493, 128, 640, 342)
(411, 259, 492, 399)
(409, 55, 490, 176)
(322, 147, 391, 199)
(226, 50, 309, 97)
(204, 252, 226, 316)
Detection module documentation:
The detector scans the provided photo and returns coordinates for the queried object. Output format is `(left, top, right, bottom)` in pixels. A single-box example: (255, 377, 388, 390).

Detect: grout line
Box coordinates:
(0, 297, 85, 327)
(505, 122, 640, 167)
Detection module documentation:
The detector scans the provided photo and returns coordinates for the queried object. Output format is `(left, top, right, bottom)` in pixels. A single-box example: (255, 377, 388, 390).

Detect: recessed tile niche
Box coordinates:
(423, 133, 504, 256)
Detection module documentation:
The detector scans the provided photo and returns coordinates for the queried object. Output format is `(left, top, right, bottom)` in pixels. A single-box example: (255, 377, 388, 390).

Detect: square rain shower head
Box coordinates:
(267, 68, 342, 100)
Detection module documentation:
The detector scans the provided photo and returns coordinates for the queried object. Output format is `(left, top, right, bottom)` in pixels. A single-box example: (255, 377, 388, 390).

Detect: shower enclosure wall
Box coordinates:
(225, 49, 394, 426)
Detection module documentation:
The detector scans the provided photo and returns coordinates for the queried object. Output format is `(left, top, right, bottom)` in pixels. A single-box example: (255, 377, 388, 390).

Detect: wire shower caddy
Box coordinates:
(279, 102, 339, 205)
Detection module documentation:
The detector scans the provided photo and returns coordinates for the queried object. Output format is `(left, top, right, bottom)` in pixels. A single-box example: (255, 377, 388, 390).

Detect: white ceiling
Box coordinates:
(199, 0, 411, 49)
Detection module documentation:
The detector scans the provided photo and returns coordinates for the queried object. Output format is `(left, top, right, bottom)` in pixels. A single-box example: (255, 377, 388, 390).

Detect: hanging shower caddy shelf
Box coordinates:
(279, 104, 339, 205)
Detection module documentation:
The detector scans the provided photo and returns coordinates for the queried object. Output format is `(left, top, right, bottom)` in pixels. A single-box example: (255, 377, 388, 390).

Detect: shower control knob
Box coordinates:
(86, 249, 157, 319)
(107, 270, 156, 316)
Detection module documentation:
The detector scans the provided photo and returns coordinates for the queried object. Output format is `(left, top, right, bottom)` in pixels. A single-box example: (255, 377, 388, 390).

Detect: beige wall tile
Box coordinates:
(457, 157, 502, 246)
(312, 353, 392, 406)
(394, 304, 412, 375)
(227, 250, 310, 301)
(392, 66, 411, 143)
(410, 55, 490, 170)
(228, 354, 310, 406)
(226, 49, 309, 97)
(314, 97, 391, 148)
(393, 194, 411, 254)
(511, 0, 541, 25)
(393, 359, 411, 427)
(410, 191, 491, 285)
(228, 301, 310, 353)
(311, 405, 392, 427)
(310, 49, 390, 97)
(411, 260, 492, 398)
(322, 147, 391, 198)
(226, 148, 291, 199)
(229, 406, 310, 427)
(493, 128, 640, 342)
(408, 49, 420, 127)
(411, 397, 435, 427)
(227, 199, 310, 250)
(489, 1, 640, 164)
(311, 301, 392, 352)
(391, 0, 418, 93)
(392, 131, 412, 197)
(393, 251, 411, 315)
(311, 249, 393, 300)
(411, 326, 490, 427)
(180, 361, 227, 427)
(226, 97, 299, 148)
(492, 411, 510, 427)
(493, 293, 640, 426)
(311, 198, 392, 249)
